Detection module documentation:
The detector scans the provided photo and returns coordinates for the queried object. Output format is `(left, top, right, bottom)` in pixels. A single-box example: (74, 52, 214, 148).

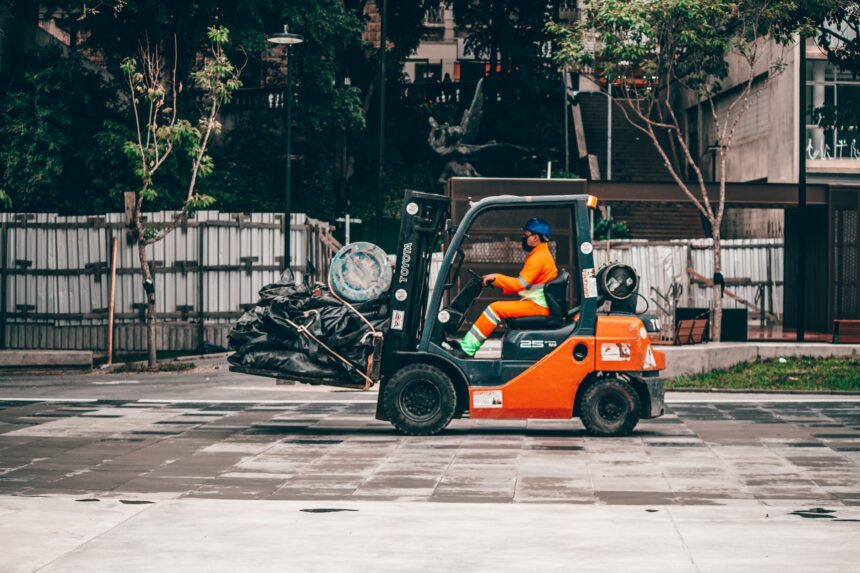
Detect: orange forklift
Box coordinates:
(377, 189, 666, 436)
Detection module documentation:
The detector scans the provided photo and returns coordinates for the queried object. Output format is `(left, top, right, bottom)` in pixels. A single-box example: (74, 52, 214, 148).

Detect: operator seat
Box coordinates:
(505, 269, 569, 330)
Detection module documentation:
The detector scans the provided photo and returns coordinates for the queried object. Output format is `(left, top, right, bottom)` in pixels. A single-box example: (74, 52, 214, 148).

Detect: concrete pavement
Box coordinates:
(2, 362, 860, 571)
(3, 496, 859, 573)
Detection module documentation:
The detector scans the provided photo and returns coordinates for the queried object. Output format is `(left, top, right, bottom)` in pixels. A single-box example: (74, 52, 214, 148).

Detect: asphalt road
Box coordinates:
(2, 360, 859, 571)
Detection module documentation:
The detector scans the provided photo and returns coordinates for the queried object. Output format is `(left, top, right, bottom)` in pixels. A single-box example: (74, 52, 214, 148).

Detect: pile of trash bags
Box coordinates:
(228, 274, 389, 387)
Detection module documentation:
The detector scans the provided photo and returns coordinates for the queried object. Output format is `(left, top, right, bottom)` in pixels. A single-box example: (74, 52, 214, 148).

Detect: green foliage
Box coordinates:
(792, 1, 860, 76)
(550, 0, 800, 100)
(593, 217, 631, 241)
(811, 101, 860, 132)
(451, 0, 556, 75)
(120, 22, 241, 230)
(0, 47, 136, 212)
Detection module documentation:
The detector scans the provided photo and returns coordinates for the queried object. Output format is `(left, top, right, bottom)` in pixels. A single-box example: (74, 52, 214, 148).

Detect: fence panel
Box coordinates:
(427, 238, 784, 329)
(592, 238, 783, 326)
(0, 211, 340, 353)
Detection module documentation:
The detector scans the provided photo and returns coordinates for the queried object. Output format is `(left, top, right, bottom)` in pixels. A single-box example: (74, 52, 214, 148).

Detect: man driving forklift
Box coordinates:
(457, 218, 558, 357)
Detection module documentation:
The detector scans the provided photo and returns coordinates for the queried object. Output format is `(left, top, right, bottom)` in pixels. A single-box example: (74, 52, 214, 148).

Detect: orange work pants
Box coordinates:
(460, 300, 549, 355)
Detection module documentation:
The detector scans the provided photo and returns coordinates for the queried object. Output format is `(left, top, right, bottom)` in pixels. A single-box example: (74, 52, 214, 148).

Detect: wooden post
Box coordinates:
(106, 236, 118, 366)
(197, 223, 205, 353)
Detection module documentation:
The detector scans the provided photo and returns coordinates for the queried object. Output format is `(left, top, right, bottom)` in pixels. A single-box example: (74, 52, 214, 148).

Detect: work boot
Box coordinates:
(450, 344, 471, 360)
(443, 340, 472, 359)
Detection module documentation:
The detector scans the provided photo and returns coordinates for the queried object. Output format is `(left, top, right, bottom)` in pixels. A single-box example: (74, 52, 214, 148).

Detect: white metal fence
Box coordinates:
(429, 238, 783, 327)
(592, 238, 783, 325)
(0, 211, 340, 353)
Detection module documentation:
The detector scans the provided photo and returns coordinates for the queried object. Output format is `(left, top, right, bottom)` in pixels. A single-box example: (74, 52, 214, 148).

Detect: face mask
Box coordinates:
(521, 236, 534, 252)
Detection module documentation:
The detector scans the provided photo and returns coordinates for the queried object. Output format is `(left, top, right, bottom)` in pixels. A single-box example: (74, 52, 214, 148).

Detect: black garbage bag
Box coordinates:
(228, 274, 389, 386)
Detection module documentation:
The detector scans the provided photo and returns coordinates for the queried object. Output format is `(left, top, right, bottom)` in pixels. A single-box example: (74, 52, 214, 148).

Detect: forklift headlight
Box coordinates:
(586, 195, 598, 209)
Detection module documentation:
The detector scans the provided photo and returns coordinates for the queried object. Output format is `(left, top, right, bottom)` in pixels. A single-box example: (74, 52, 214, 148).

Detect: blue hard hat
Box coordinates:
(523, 217, 551, 238)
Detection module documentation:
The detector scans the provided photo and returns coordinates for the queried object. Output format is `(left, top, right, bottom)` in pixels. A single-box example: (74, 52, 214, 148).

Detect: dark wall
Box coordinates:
(784, 205, 830, 332)
(830, 188, 860, 321)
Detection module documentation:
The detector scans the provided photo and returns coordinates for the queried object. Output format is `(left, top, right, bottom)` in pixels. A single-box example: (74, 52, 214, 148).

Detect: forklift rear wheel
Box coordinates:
(384, 364, 456, 436)
(580, 378, 641, 437)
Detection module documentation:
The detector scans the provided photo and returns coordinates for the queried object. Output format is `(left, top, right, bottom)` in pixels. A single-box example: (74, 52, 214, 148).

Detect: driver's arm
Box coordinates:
(491, 256, 543, 295)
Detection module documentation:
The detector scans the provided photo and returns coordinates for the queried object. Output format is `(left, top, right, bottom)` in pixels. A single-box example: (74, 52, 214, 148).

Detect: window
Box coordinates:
(415, 63, 442, 83)
(805, 59, 860, 161)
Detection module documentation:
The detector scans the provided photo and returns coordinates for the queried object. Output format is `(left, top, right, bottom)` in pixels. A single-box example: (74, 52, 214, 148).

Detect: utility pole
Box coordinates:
(606, 83, 612, 181)
(563, 69, 570, 173)
(376, 0, 387, 246)
(267, 26, 304, 271)
(797, 38, 807, 342)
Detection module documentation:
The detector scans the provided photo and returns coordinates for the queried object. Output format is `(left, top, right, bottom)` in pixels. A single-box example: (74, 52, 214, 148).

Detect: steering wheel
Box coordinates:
(467, 268, 483, 282)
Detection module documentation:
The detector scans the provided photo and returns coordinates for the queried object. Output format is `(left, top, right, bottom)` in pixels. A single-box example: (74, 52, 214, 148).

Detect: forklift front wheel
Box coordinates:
(383, 364, 456, 436)
(580, 377, 641, 437)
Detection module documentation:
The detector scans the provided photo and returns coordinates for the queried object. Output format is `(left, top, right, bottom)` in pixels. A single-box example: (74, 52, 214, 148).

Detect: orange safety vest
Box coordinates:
(493, 242, 558, 307)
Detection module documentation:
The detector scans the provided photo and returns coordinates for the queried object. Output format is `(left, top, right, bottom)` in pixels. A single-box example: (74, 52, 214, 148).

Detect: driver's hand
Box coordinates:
(482, 273, 497, 286)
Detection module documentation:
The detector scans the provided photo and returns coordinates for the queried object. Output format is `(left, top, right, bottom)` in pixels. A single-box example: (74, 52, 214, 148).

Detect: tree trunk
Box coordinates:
(711, 228, 723, 343)
(137, 240, 158, 368)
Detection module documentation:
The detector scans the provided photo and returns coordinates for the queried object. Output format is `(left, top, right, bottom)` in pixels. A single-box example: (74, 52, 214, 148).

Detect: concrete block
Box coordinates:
(661, 346, 710, 379)
(707, 344, 758, 373)
(0, 350, 93, 370)
(756, 343, 860, 360)
(661, 342, 860, 379)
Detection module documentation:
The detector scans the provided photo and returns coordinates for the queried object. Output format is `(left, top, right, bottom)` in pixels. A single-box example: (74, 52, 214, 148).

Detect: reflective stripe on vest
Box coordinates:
(519, 285, 548, 307)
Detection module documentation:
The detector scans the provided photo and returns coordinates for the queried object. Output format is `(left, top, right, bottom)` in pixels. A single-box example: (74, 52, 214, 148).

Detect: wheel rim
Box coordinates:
(398, 378, 441, 422)
(597, 390, 628, 424)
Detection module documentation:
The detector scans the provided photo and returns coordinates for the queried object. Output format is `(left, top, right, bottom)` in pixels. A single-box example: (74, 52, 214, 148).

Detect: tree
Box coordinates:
(550, 0, 803, 341)
(794, 1, 860, 131)
(121, 26, 241, 367)
(0, 47, 136, 212)
(448, 0, 563, 151)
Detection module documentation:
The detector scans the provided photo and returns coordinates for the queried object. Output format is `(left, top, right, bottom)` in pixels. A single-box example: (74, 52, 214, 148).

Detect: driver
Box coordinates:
(457, 218, 558, 357)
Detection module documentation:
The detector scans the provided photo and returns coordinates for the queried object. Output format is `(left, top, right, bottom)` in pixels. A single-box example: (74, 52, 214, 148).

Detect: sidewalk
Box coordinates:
(4, 496, 858, 572)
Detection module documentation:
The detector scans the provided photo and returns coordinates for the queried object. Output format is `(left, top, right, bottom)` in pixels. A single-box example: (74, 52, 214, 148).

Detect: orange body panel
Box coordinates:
(595, 315, 665, 372)
(468, 315, 664, 420)
(469, 337, 595, 419)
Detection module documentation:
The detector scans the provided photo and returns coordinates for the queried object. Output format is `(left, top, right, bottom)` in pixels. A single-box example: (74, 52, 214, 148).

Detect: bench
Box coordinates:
(833, 320, 860, 344)
(672, 318, 708, 345)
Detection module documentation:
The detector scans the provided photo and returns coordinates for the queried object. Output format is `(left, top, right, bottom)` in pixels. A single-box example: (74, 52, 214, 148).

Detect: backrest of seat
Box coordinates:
(544, 269, 569, 317)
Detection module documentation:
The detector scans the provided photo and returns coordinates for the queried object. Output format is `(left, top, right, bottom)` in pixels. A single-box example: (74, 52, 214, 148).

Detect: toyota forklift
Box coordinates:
(377, 188, 666, 436)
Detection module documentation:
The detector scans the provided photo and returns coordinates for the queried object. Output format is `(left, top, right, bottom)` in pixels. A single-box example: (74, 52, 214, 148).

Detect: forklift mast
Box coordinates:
(383, 190, 450, 359)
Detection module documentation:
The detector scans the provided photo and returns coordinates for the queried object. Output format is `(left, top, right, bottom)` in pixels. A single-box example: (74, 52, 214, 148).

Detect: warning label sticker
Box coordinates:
(644, 345, 657, 368)
(601, 342, 631, 361)
(582, 268, 598, 299)
(473, 390, 503, 409)
(391, 310, 405, 331)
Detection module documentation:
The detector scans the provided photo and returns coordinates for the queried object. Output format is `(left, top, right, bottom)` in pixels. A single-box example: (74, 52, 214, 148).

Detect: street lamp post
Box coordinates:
(268, 26, 304, 273)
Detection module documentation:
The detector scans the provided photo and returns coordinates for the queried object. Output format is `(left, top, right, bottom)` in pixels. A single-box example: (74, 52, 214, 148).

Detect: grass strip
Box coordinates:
(667, 356, 860, 392)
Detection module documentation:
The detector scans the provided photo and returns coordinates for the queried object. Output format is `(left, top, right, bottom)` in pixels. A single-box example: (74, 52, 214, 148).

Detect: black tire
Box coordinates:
(383, 364, 457, 436)
(580, 377, 641, 437)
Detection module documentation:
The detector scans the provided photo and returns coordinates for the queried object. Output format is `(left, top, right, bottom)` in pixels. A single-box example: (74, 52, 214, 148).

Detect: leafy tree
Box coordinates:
(794, 1, 860, 131)
(121, 25, 241, 368)
(0, 47, 135, 212)
(550, 0, 804, 341)
(448, 0, 563, 157)
(797, 0, 860, 76)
